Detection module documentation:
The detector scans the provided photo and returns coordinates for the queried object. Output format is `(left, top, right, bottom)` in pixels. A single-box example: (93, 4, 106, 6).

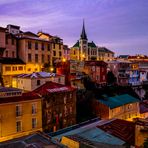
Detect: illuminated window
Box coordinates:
(32, 118, 37, 128)
(18, 66, 23, 70)
(5, 66, 11, 71)
(16, 121, 22, 132)
(32, 103, 37, 114)
(16, 105, 22, 117)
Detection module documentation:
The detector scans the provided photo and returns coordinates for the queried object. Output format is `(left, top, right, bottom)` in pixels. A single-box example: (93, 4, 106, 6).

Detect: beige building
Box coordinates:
(12, 72, 65, 91)
(0, 88, 42, 142)
(70, 21, 114, 61)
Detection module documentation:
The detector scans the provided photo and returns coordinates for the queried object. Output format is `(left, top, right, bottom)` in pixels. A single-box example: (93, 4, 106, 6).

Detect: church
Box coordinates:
(70, 21, 114, 61)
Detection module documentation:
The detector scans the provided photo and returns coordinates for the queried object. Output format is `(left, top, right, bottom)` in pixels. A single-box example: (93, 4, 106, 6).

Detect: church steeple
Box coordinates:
(80, 20, 87, 40)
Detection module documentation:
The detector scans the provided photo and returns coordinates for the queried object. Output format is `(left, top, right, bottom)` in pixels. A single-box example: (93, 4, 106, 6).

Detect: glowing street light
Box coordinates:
(62, 58, 66, 62)
(50, 67, 54, 72)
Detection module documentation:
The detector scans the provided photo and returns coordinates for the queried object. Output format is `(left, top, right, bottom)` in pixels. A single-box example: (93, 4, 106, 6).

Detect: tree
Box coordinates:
(143, 138, 148, 148)
(107, 71, 117, 85)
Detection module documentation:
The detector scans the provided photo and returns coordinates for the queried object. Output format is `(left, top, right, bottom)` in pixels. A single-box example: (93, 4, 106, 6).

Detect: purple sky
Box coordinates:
(0, 0, 148, 55)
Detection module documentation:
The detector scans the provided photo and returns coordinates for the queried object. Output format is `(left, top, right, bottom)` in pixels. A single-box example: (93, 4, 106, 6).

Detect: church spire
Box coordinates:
(80, 20, 87, 40)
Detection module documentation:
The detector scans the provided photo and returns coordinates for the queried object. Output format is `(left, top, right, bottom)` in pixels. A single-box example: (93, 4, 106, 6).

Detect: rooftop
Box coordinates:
(97, 94, 139, 109)
(0, 132, 64, 148)
(85, 60, 107, 67)
(0, 92, 40, 104)
(51, 119, 125, 146)
(98, 47, 114, 54)
(97, 119, 135, 146)
(0, 58, 25, 64)
(15, 72, 63, 79)
(33, 81, 75, 95)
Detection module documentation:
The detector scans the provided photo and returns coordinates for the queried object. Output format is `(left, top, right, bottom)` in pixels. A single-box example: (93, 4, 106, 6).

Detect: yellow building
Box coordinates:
(38, 32, 63, 66)
(0, 89, 42, 142)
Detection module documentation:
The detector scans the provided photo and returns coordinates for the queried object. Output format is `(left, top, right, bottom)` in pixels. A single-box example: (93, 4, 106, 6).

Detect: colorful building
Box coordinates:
(12, 71, 65, 91)
(0, 89, 42, 142)
(33, 81, 76, 132)
(92, 94, 139, 120)
(84, 61, 107, 85)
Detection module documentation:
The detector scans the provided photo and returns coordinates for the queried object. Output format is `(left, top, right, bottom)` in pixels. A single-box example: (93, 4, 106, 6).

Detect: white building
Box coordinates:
(12, 72, 65, 91)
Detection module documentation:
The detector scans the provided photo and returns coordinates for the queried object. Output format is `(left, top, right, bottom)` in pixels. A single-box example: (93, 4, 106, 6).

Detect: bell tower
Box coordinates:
(79, 20, 88, 61)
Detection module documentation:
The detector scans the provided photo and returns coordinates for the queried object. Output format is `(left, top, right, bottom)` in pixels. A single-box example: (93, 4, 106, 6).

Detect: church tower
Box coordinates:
(79, 20, 88, 61)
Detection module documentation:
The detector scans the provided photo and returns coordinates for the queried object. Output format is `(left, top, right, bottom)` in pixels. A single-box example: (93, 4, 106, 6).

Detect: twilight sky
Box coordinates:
(0, 0, 148, 55)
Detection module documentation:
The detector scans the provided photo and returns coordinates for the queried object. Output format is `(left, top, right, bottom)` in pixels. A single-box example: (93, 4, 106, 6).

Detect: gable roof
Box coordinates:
(98, 47, 114, 54)
(73, 41, 79, 48)
(98, 94, 139, 109)
(88, 41, 97, 48)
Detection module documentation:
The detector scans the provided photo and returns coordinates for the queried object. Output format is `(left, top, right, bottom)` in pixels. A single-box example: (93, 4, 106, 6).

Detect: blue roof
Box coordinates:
(51, 120, 125, 145)
(98, 94, 139, 109)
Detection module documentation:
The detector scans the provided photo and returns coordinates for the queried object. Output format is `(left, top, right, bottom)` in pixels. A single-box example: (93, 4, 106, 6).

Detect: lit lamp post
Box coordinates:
(50, 67, 54, 73)
(82, 54, 85, 61)
(62, 58, 66, 62)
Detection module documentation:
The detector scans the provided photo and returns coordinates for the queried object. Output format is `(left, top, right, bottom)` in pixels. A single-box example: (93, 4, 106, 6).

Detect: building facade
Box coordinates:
(12, 72, 65, 91)
(70, 21, 114, 61)
(84, 61, 107, 85)
(92, 94, 139, 120)
(33, 82, 76, 132)
(0, 90, 42, 142)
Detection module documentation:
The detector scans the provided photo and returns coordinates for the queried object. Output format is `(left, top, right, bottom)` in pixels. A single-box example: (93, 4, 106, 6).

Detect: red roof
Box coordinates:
(85, 61, 107, 67)
(97, 119, 135, 146)
(33, 81, 75, 95)
(0, 92, 40, 104)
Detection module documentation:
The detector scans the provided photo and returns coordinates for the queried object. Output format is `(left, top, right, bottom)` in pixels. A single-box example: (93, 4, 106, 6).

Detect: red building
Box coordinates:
(84, 61, 107, 85)
(33, 81, 76, 132)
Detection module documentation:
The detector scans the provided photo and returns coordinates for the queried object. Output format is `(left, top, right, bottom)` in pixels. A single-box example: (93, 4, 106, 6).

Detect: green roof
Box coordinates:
(88, 41, 97, 48)
(98, 94, 139, 109)
(73, 41, 79, 47)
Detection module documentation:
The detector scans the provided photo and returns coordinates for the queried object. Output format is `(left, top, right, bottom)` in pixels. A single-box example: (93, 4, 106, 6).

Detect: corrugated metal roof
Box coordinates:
(98, 94, 139, 109)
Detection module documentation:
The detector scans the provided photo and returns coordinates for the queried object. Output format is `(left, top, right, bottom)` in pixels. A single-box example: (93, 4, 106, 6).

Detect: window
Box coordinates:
(53, 43, 55, 49)
(12, 51, 15, 58)
(32, 103, 37, 114)
(5, 66, 11, 71)
(18, 66, 23, 70)
(32, 118, 37, 128)
(28, 54, 32, 62)
(16, 105, 22, 117)
(42, 54, 44, 63)
(5, 51, 8, 57)
(6, 37, 8, 44)
(41, 43, 44, 50)
(59, 44, 61, 49)
(35, 42, 38, 50)
(28, 41, 32, 49)
(16, 121, 21, 132)
(103, 75, 105, 81)
(58, 78, 61, 83)
(37, 80, 40, 86)
(74, 50, 76, 55)
(53, 51, 56, 56)
(48, 44, 50, 51)
(59, 51, 62, 57)
(35, 54, 38, 63)
(12, 66, 17, 71)
(12, 38, 15, 45)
